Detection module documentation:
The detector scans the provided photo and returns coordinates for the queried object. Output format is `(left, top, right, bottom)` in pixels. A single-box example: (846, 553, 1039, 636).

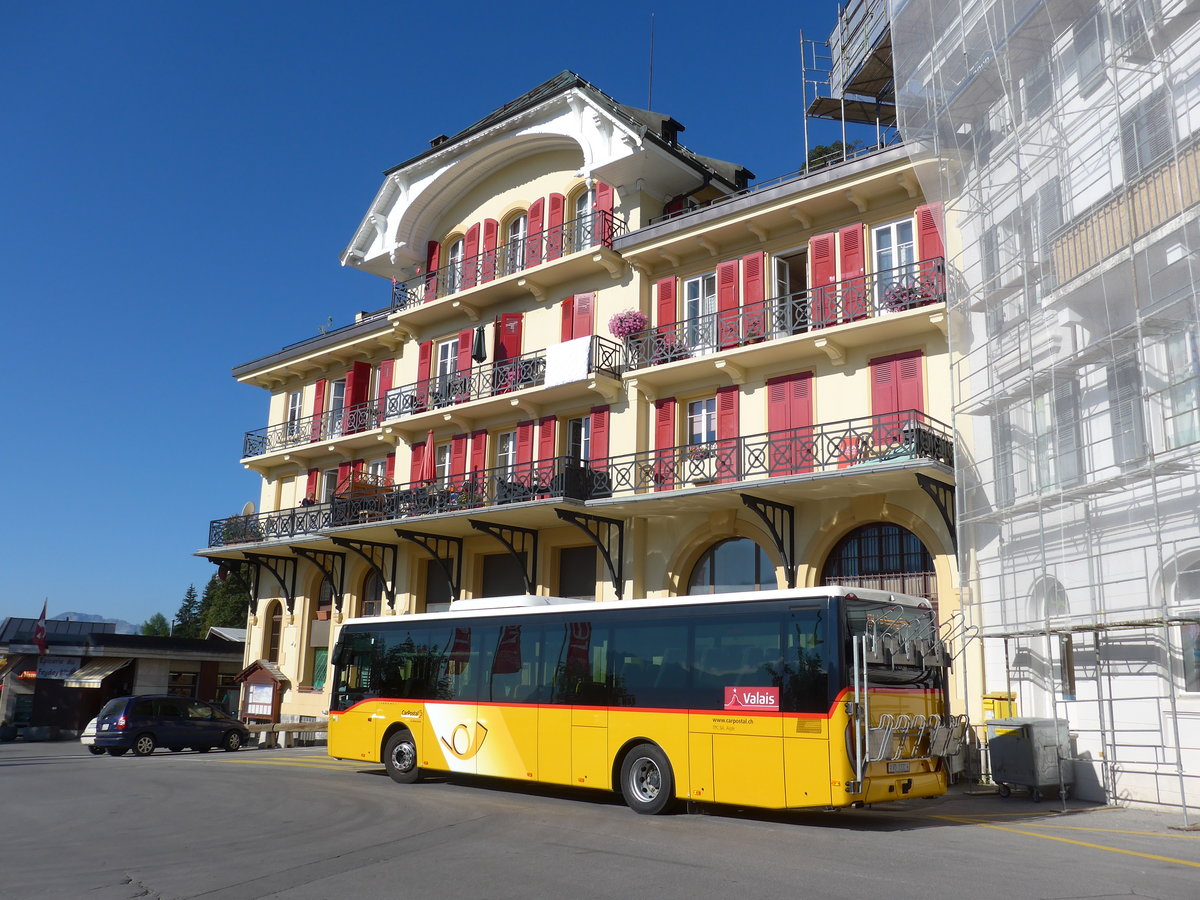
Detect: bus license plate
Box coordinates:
(887, 762, 911, 774)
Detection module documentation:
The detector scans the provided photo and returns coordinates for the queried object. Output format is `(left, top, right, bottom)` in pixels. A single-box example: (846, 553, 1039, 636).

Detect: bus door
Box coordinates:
(549, 620, 610, 788)
(329, 632, 384, 761)
(474, 623, 541, 782)
(690, 614, 785, 809)
(781, 603, 834, 808)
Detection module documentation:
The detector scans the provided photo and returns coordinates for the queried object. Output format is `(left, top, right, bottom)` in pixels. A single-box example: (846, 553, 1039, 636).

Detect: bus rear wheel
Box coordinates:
(620, 744, 677, 815)
(384, 730, 420, 784)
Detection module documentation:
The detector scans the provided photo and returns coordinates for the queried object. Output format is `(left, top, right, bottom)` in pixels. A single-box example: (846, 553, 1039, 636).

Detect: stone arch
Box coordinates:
(820, 521, 939, 612)
(668, 515, 783, 597)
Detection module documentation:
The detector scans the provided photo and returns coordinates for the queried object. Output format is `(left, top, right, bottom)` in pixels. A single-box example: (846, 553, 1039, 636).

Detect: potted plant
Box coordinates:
(608, 309, 650, 340)
(0, 719, 17, 742)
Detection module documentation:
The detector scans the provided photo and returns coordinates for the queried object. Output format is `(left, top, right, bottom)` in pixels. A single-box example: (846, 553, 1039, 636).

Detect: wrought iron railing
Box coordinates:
(213, 410, 951, 546)
(242, 336, 623, 458)
(391, 210, 628, 309)
(624, 257, 945, 371)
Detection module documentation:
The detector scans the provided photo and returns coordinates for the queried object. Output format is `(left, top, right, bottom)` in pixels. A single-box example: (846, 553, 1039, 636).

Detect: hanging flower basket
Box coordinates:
(608, 309, 650, 339)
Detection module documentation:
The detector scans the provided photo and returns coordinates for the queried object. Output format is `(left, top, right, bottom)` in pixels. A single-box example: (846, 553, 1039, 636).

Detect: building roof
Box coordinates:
(0, 617, 115, 644)
(207, 626, 247, 642)
(383, 70, 752, 190)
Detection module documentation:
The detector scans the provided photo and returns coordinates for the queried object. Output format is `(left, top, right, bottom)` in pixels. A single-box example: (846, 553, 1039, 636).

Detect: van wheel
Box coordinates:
(133, 734, 156, 757)
(221, 731, 243, 752)
(88, 746, 106, 755)
(620, 744, 677, 815)
(383, 730, 420, 784)
(107, 748, 128, 757)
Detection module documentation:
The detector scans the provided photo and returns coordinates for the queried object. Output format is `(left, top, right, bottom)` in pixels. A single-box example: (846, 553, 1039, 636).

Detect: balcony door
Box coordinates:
(683, 273, 717, 356)
(326, 379, 346, 437)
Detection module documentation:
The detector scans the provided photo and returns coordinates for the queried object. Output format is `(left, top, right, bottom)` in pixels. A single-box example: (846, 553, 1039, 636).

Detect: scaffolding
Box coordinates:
(885, 0, 1200, 818)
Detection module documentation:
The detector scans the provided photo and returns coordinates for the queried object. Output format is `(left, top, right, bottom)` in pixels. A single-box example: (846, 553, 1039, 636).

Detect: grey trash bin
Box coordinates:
(986, 717, 1074, 801)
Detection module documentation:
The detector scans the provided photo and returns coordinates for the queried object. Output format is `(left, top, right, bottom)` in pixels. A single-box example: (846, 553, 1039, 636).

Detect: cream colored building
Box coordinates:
(201, 72, 958, 724)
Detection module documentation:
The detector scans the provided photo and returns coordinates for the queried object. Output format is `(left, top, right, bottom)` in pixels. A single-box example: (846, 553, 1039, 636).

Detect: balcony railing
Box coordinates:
(241, 336, 623, 458)
(391, 210, 628, 309)
(213, 410, 951, 546)
(624, 257, 945, 371)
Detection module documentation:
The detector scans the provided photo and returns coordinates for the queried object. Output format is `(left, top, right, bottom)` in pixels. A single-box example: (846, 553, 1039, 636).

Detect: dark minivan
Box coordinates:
(94, 695, 249, 756)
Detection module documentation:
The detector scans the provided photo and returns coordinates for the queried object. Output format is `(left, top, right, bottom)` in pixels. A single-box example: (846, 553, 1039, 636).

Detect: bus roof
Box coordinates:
(340, 586, 933, 628)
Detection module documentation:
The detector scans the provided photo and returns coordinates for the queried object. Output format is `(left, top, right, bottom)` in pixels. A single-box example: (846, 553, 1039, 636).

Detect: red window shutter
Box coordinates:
(526, 198, 545, 268)
(560, 297, 575, 342)
(839, 223, 867, 321)
(385, 453, 395, 483)
(516, 420, 534, 467)
(742, 252, 767, 342)
(715, 385, 740, 483)
(351, 458, 364, 474)
(537, 415, 557, 460)
(480, 218, 499, 283)
(809, 232, 837, 328)
(768, 373, 813, 474)
(897, 351, 924, 414)
(410, 441, 425, 483)
(589, 405, 609, 467)
(346, 361, 371, 408)
(871, 350, 925, 447)
(716, 259, 740, 349)
(336, 461, 351, 494)
(593, 181, 615, 246)
(546, 193, 565, 259)
(377, 359, 394, 396)
(495, 313, 523, 360)
(424, 240, 441, 302)
(656, 277, 677, 328)
(469, 428, 487, 478)
(572, 292, 595, 337)
(416, 341, 433, 408)
(654, 397, 676, 491)
(309, 379, 328, 441)
(455, 328, 474, 402)
(450, 433, 468, 480)
(305, 468, 318, 500)
(462, 223, 480, 289)
(456, 328, 473, 373)
(916, 202, 944, 261)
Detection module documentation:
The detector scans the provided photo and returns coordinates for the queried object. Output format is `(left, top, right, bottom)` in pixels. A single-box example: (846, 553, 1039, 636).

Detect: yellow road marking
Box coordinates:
(934, 816, 1200, 868)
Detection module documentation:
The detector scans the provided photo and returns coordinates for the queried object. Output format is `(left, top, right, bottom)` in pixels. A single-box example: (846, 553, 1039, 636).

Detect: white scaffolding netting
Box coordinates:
(890, 0, 1200, 811)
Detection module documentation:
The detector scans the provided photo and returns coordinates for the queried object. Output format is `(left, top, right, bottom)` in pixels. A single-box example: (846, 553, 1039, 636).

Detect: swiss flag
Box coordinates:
(32, 599, 48, 656)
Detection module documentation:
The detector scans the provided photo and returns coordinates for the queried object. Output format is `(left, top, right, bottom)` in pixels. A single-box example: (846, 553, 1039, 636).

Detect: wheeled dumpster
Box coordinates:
(986, 718, 1074, 801)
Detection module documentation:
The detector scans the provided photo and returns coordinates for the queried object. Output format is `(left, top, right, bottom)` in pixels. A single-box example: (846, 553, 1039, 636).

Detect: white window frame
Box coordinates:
(505, 215, 527, 274)
(435, 443, 452, 486)
(321, 468, 340, 501)
(286, 390, 303, 439)
(687, 397, 717, 446)
(446, 238, 464, 294)
(326, 378, 347, 436)
(683, 272, 717, 354)
(367, 458, 388, 481)
(495, 430, 517, 477)
(567, 416, 591, 463)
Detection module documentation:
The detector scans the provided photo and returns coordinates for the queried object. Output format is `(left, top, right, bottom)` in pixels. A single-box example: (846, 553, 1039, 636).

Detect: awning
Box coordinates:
(64, 657, 131, 689)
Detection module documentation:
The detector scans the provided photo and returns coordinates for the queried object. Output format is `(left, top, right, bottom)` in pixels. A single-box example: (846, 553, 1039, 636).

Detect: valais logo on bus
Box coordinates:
(723, 686, 779, 711)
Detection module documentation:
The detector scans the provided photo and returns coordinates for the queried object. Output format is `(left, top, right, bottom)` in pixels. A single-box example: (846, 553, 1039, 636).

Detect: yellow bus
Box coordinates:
(328, 587, 964, 814)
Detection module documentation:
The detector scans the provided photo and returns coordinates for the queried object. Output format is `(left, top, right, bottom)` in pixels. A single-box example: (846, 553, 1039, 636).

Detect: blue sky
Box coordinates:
(2, 1, 856, 627)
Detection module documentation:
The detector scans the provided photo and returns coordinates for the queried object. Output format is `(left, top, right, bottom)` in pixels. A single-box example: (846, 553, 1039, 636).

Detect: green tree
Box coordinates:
(139, 612, 171, 637)
(806, 139, 866, 170)
(200, 573, 250, 633)
(174, 584, 203, 639)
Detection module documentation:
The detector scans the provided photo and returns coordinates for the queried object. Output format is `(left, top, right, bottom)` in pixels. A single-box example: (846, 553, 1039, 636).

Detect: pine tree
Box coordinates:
(139, 612, 171, 637)
(174, 584, 202, 639)
(200, 573, 250, 633)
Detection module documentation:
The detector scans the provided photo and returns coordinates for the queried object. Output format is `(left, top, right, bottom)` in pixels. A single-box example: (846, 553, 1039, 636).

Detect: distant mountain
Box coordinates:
(53, 612, 138, 635)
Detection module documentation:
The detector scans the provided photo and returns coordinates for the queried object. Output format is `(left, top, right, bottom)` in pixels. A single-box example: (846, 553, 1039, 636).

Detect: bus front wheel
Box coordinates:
(620, 744, 677, 815)
(383, 730, 420, 785)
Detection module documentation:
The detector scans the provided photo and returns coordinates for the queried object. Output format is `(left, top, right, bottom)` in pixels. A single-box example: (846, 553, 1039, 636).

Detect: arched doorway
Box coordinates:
(687, 537, 776, 594)
(361, 570, 384, 617)
(822, 523, 937, 611)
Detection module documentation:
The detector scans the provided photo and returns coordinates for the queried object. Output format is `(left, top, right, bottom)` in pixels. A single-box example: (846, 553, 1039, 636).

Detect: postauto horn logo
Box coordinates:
(724, 686, 779, 711)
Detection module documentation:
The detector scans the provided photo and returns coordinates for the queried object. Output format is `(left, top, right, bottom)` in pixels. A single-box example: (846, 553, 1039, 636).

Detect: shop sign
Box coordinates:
(37, 656, 82, 680)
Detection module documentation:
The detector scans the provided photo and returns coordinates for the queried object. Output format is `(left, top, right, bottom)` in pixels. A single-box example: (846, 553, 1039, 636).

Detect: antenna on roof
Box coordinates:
(647, 12, 655, 109)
